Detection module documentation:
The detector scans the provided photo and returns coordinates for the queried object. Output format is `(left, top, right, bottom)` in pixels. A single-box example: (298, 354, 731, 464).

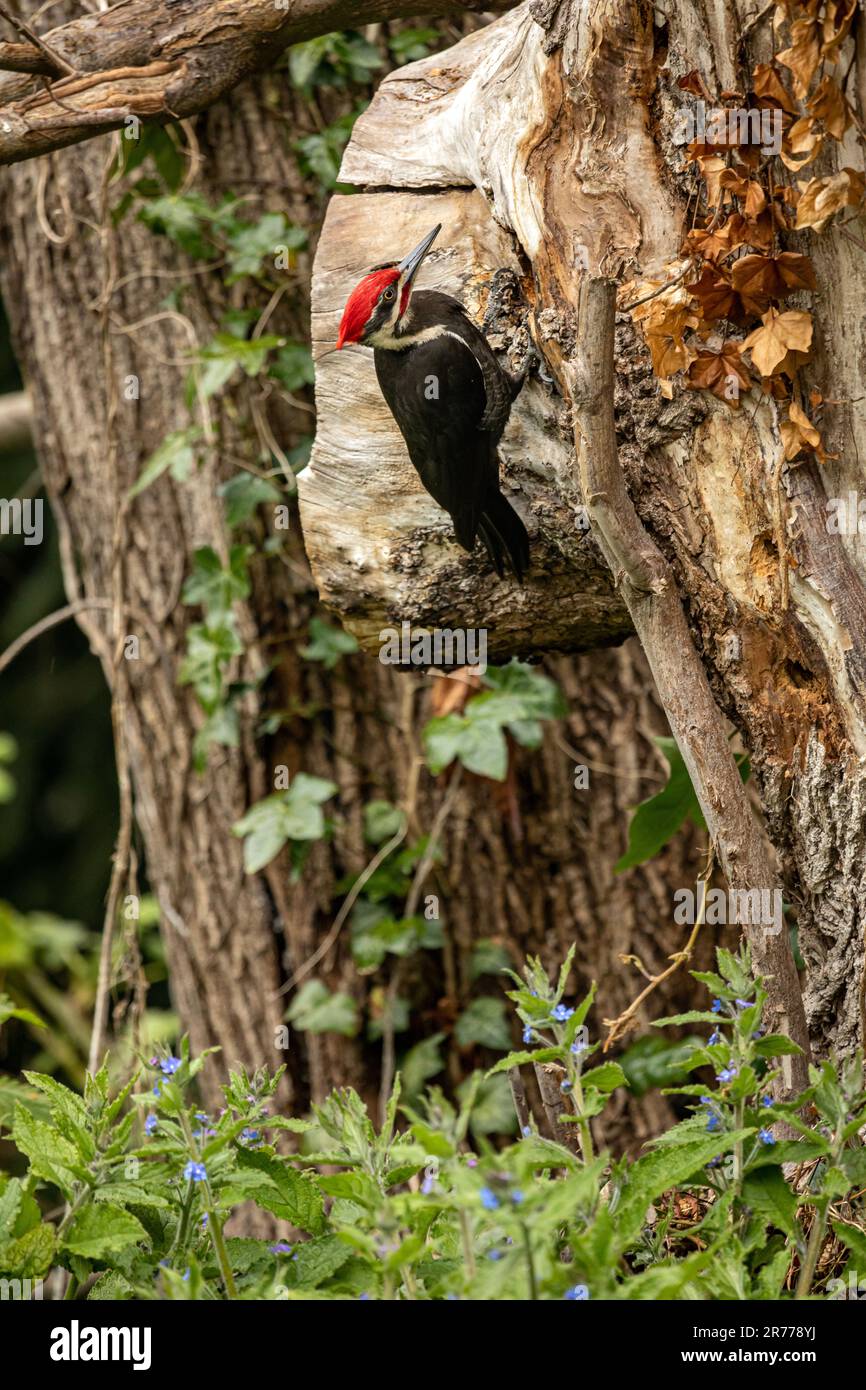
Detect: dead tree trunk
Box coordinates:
(301, 0, 866, 1055)
(0, 8, 710, 1153)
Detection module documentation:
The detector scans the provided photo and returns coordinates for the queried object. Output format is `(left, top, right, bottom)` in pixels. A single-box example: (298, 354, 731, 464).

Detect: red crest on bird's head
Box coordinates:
(336, 267, 400, 349)
(335, 224, 442, 350)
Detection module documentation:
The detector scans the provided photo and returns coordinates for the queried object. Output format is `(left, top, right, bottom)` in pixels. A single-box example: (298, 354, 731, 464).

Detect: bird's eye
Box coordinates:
(383, 287, 395, 301)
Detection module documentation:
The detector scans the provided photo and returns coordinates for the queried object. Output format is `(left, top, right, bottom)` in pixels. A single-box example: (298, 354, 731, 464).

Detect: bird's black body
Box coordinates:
(373, 290, 530, 581)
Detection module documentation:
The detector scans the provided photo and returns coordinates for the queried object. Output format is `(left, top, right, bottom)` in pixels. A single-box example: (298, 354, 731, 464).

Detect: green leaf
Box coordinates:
(832, 1220, 866, 1274)
(409, 1123, 455, 1158)
(290, 1234, 351, 1289)
(181, 545, 252, 613)
(363, 800, 405, 845)
(286, 981, 359, 1038)
(11, 1105, 86, 1192)
(0, 1221, 55, 1278)
(616, 737, 748, 871)
(270, 341, 315, 393)
(218, 472, 281, 527)
(454, 997, 512, 1051)
(470, 939, 512, 980)
(233, 774, 337, 873)
(615, 737, 704, 870)
(225, 213, 306, 281)
(616, 1130, 755, 1246)
(582, 1062, 628, 1094)
(485, 1047, 565, 1077)
(63, 1204, 148, 1260)
(300, 617, 359, 670)
(128, 428, 200, 499)
(0, 995, 44, 1029)
(742, 1167, 800, 1239)
(752, 1034, 804, 1058)
(234, 1149, 325, 1234)
(401, 1034, 445, 1099)
(424, 711, 508, 781)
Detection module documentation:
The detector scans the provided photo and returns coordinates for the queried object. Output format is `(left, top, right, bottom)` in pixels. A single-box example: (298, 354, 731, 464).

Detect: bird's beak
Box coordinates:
(397, 223, 441, 288)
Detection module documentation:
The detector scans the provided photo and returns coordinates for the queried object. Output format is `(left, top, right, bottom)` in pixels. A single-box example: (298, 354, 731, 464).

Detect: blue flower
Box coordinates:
(706, 1114, 721, 1132)
(761, 1094, 773, 1108)
(552, 1004, 574, 1022)
(480, 1187, 500, 1210)
(183, 1160, 207, 1182)
(716, 1066, 737, 1083)
(758, 1128, 775, 1146)
(565, 1284, 590, 1300)
(194, 1111, 208, 1122)
(708, 1032, 721, 1046)
(240, 1127, 260, 1144)
(152, 1080, 163, 1097)
(699, 1096, 714, 1106)
(735, 999, 752, 1010)
(560, 1079, 573, 1094)
(511, 1189, 525, 1205)
(706, 1156, 723, 1170)
(522, 1125, 532, 1138)
(570, 1039, 587, 1056)
(200, 1213, 209, 1229)
(270, 1242, 293, 1254)
(488, 1249, 502, 1261)
(711, 999, 723, 1014)
(144, 1114, 158, 1136)
(421, 1174, 436, 1195)
(160, 1056, 182, 1076)
(523, 1026, 534, 1044)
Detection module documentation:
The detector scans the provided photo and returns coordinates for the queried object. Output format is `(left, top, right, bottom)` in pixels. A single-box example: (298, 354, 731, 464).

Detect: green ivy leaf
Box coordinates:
(616, 737, 749, 872)
(454, 997, 512, 1051)
(218, 472, 281, 528)
(286, 981, 359, 1038)
(225, 214, 306, 281)
(301, 617, 359, 670)
(128, 428, 201, 499)
(233, 774, 337, 873)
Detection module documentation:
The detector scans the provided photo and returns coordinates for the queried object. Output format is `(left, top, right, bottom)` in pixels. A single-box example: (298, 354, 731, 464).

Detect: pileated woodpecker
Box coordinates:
(336, 224, 530, 581)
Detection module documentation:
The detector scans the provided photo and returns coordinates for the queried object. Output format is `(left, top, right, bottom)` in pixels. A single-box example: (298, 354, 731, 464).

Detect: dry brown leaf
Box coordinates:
(696, 155, 732, 209)
(808, 76, 851, 139)
(678, 70, 712, 98)
(777, 19, 822, 99)
(780, 115, 823, 170)
(688, 266, 750, 323)
(731, 252, 816, 306)
(688, 341, 753, 408)
(780, 401, 822, 459)
(795, 168, 866, 230)
(752, 62, 797, 113)
(821, 0, 857, 61)
(742, 307, 813, 377)
(684, 214, 751, 262)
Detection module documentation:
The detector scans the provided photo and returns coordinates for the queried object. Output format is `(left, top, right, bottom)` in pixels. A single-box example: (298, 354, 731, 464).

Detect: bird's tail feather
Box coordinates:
(477, 492, 530, 583)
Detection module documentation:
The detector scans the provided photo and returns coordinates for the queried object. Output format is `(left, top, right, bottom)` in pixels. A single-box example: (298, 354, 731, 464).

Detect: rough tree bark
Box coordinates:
(0, 7, 713, 1159)
(298, 0, 866, 1055)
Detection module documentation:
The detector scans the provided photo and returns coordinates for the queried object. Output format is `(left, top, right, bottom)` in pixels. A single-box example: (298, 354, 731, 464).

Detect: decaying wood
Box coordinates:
(307, 0, 866, 1053)
(301, 190, 631, 657)
(0, 6, 710, 1164)
(0, 0, 520, 164)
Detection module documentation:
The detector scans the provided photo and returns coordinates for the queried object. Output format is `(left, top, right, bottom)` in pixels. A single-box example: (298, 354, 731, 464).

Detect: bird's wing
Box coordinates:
(375, 333, 498, 545)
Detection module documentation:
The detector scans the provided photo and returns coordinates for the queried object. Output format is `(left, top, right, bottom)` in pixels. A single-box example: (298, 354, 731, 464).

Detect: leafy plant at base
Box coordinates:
(1, 945, 864, 1299)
